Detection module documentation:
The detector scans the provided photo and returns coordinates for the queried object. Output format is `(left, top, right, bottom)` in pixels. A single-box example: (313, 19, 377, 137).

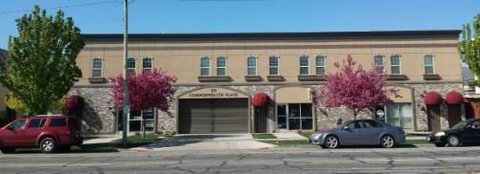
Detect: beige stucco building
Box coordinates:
(73, 30, 464, 134)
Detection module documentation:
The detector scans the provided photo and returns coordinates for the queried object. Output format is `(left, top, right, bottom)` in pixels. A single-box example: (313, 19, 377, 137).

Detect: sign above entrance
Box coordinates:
(179, 87, 248, 99)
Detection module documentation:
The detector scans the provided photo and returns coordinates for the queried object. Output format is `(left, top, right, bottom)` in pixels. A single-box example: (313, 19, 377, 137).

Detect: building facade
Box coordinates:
(73, 30, 463, 134)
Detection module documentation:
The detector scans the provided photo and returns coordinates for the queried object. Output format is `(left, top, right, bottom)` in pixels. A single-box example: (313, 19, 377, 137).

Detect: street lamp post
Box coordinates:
(122, 0, 130, 146)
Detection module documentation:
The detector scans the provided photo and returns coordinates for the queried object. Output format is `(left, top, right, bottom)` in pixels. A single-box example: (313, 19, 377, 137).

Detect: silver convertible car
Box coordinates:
(309, 119, 406, 148)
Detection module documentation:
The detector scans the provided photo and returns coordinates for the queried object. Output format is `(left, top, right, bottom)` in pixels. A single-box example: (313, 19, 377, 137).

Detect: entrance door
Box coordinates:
(427, 105, 441, 131)
(276, 103, 312, 131)
(254, 107, 267, 133)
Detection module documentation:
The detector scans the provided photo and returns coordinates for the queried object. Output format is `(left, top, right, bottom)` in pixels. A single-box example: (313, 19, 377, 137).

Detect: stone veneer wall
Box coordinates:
(69, 87, 116, 134)
(313, 83, 464, 132)
(72, 82, 463, 134)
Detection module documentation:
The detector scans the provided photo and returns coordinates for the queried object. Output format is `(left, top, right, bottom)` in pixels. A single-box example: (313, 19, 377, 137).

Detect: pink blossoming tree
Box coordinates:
(110, 68, 177, 113)
(315, 55, 399, 119)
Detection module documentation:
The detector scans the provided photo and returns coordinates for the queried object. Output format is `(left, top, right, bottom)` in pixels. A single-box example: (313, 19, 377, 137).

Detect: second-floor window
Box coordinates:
(373, 55, 384, 75)
(299, 56, 309, 75)
(316, 56, 326, 75)
(92, 58, 103, 78)
(216, 57, 226, 76)
(269, 56, 279, 75)
(390, 55, 401, 74)
(127, 58, 136, 76)
(424, 55, 434, 74)
(200, 57, 210, 76)
(247, 56, 257, 76)
(142, 58, 152, 73)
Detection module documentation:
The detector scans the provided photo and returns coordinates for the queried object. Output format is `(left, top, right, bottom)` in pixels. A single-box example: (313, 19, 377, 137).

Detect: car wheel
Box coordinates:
(323, 135, 339, 149)
(40, 137, 56, 153)
(447, 135, 460, 147)
(0, 147, 15, 154)
(434, 143, 446, 147)
(380, 135, 395, 148)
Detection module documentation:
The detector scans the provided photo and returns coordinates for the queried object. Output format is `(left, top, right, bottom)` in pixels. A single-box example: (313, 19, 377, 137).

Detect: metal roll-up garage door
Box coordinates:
(178, 98, 248, 134)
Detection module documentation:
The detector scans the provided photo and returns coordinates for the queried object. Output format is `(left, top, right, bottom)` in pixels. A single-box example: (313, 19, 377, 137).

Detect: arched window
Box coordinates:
(216, 56, 227, 76)
(299, 55, 309, 75)
(424, 55, 434, 74)
(315, 55, 326, 75)
(247, 56, 257, 76)
(142, 57, 152, 73)
(127, 58, 136, 76)
(91, 58, 103, 78)
(269, 56, 279, 75)
(373, 55, 384, 75)
(200, 57, 210, 76)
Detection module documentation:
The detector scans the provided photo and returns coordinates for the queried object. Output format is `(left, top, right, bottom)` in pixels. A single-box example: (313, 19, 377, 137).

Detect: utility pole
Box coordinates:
(122, 0, 130, 146)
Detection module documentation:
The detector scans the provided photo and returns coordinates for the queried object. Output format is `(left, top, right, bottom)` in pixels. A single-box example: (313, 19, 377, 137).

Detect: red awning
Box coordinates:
(252, 93, 269, 107)
(445, 91, 464, 105)
(424, 91, 443, 105)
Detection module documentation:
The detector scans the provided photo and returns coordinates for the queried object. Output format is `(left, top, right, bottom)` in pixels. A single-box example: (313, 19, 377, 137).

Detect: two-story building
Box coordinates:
(73, 30, 464, 134)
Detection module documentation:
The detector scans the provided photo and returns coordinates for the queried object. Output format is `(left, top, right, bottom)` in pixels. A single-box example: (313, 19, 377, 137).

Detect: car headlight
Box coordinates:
(435, 131, 445, 137)
(313, 133, 322, 139)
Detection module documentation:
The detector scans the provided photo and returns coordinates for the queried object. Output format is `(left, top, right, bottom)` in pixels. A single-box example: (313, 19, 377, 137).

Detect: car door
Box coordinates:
(471, 120, 480, 144)
(338, 120, 362, 145)
(25, 118, 46, 145)
(361, 120, 383, 145)
(1, 118, 27, 146)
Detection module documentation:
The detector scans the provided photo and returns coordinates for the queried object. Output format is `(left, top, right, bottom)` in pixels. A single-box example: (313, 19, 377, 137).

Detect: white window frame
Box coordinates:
(373, 55, 384, 75)
(423, 54, 435, 75)
(142, 57, 153, 73)
(91, 57, 103, 78)
(315, 55, 326, 75)
(216, 56, 227, 76)
(246, 56, 257, 76)
(200, 57, 210, 76)
(127, 57, 136, 76)
(269, 56, 280, 75)
(299, 55, 309, 75)
(390, 54, 401, 75)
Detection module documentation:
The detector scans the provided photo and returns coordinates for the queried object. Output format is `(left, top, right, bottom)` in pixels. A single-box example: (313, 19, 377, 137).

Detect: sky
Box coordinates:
(1, 0, 480, 49)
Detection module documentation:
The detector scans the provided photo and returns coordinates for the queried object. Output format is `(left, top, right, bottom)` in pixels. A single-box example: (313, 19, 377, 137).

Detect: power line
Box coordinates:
(0, 0, 123, 15)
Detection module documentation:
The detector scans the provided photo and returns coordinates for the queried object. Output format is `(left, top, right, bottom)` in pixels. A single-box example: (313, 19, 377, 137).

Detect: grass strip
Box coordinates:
(252, 133, 277, 139)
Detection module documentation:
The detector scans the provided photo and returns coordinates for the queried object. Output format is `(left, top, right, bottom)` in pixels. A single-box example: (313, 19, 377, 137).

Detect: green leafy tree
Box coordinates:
(0, 5, 84, 115)
(459, 14, 480, 86)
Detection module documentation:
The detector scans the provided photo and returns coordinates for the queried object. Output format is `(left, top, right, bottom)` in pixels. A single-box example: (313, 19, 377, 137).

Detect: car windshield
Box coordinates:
(451, 120, 469, 129)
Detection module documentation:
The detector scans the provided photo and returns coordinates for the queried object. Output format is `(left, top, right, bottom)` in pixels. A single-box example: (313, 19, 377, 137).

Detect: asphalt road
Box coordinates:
(2, 146, 480, 174)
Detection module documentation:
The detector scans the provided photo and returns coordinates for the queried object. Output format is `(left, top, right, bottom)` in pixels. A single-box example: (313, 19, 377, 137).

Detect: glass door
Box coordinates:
(277, 104, 287, 130)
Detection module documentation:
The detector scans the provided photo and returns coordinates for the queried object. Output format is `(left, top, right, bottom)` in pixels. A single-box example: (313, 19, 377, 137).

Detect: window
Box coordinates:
(28, 118, 46, 128)
(142, 58, 152, 73)
(92, 58, 103, 78)
(247, 56, 257, 76)
(373, 55, 384, 75)
(216, 57, 227, 76)
(386, 103, 412, 129)
(390, 55, 401, 74)
(424, 55, 434, 74)
(200, 57, 210, 76)
(8, 119, 25, 130)
(269, 56, 279, 75)
(299, 56, 309, 75)
(127, 58, 136, 76)
(277, 103, 312, 130)
(315, 56, 326, 75)
(49, 118, 67, 127)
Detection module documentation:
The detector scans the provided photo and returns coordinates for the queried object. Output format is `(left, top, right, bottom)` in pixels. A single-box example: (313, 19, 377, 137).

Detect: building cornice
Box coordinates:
(82, 30, 461, 43)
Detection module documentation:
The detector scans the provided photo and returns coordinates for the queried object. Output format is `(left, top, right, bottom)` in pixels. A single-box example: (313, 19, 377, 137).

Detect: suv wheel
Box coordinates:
(40, 137, 56, 153)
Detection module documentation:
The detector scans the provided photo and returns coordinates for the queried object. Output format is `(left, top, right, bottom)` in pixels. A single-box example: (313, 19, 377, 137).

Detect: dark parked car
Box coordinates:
(427, 119, 480, 147)
(309, 119, 406, 148)
(0, 115, 83, 153)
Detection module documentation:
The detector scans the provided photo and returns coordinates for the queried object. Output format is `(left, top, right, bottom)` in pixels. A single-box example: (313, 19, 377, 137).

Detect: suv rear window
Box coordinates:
(28, 118, 46, 128)
(49, 118, 66, 127)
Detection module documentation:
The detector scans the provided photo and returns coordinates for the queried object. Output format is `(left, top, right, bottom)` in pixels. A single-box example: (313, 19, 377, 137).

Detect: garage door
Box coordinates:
(178, 99, 248, 134)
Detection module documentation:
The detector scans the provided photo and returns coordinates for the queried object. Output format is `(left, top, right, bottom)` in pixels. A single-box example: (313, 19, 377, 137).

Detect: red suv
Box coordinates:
(0, 115, 83, 153)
